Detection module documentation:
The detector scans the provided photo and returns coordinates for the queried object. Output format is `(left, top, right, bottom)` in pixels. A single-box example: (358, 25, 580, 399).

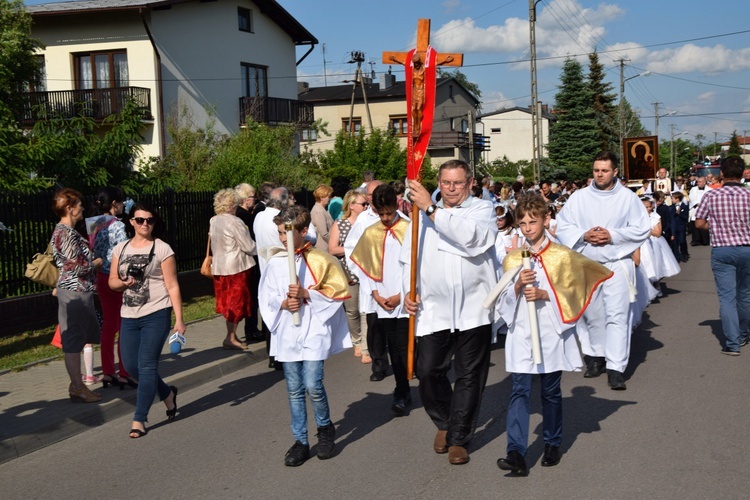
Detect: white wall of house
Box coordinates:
(31, 12, 161, 159)
(149, 0, 299, 137)
(481, 109, 551, 164)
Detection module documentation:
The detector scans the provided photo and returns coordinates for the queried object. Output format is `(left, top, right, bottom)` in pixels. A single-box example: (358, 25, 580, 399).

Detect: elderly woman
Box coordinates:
(328, 189, 371, 363)
(51, 188, 103, 403)
(310, 184, 334, 252)
(209, 188, 257, 350)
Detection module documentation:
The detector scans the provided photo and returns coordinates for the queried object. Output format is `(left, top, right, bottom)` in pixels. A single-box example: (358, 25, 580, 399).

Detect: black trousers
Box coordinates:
(416, 324, 492, 448)
(244, 266, 261, 338)
(379, 317, 410, 399)
(367, 313, 388, 376)
(690, 222, 710, 245)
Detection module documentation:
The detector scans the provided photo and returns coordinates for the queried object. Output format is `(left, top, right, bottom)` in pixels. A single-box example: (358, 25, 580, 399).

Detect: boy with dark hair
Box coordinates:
(492, 193, 612, 476)
(350, 184, 411, 414)
(669, 191, 689, 262)
(258, 205, 352, 466)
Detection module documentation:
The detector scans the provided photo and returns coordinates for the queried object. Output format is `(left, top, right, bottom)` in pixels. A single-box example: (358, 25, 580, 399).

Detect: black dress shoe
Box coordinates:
(607, 369, 627, 390)
(369, 372, 385, 382)
(391, 394, 412, 415)
(541, 444, 561, 467)
(584, 357, 606, 378)
(497, 450, 528, 476)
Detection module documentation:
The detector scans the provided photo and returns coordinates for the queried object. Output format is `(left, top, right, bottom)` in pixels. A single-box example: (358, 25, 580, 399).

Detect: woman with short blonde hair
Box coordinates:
(311, 184, 334, 252)
(209, 189, 257, 350)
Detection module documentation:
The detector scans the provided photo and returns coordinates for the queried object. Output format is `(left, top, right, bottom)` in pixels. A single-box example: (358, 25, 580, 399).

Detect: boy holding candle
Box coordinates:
(493, 194, 612, 476)
(258, 205, 351, 466)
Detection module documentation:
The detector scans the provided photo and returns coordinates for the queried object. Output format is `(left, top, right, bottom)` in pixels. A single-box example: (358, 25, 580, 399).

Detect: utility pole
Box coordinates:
(529, 0, 543, 183)
(322, 43, 328, 87)
(618, 58, 631, 157)
(347, 51, 373, 133)
(652, 101, 662, 138)
(468, 111, 475, 174)
(670, 124, 676, 177)
(714, 131, 718, 156)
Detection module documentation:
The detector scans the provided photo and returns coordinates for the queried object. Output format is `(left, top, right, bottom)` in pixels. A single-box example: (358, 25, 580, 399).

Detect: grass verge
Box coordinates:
(0, 295, 217, 372)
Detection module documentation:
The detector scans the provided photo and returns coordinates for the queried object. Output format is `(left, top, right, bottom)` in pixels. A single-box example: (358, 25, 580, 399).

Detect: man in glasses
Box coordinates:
(402, 159, 498, 465)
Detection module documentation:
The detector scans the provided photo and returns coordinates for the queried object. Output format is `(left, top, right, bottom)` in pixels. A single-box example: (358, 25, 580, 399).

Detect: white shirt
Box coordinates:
(497, 262, 583, 374)
(556, 181, 651, 263)
(253, 207, 281, 273)
(343, 208, 380, 313)
(400, 196, 498, 336)
(258, 252, 351, 362)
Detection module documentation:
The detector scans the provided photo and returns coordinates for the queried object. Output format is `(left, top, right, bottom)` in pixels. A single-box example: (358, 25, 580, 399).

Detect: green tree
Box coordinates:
(317, 128, 407, 183)
(0, 0, 45, 192)
(547, 57, 601, 179)
(587, 51, 617, 153)
(727, 130, 742, 157)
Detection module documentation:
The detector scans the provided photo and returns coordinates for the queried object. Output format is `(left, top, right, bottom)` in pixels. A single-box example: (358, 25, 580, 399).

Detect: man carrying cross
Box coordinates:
(402, 160, 498, 464)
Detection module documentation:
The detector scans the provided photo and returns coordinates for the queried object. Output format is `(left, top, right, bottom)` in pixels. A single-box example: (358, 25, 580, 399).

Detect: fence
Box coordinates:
(0, 190, 216, 335)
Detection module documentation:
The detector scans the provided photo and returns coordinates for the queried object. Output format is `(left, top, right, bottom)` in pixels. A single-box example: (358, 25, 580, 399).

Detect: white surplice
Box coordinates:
(258, 252, 351, 362)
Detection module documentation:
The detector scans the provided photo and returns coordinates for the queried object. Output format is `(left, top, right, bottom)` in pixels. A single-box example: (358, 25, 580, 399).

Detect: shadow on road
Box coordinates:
(625, 312, 665, 380)
(699, 319, 724, 348)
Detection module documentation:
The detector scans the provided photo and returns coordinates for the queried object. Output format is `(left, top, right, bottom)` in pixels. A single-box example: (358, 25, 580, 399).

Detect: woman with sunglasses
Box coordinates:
(328, 188, 372, 363)
(109, 203, 185, 438)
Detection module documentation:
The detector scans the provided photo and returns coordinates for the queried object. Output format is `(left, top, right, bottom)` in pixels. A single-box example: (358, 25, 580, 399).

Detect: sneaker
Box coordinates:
(284, 441, 310, 467)
(315, 423, 336, 460)
(739, 337, 749, 348)
(721, 347, 741, 356)
(82, 374, 101, 386)
(391, 393, 413, 416)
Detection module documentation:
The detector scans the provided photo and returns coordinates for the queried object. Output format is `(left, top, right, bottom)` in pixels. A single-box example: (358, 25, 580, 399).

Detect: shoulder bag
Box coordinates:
(25, 244, 59, 287)
(200, 235, 213, 279)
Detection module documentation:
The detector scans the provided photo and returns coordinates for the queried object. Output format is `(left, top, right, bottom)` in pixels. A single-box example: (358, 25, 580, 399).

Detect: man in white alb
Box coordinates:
(556, 151, 651, 390)
(402, 159, 498, 465)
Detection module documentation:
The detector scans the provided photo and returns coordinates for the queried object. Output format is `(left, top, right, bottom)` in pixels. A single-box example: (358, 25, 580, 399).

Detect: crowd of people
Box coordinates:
(47, 153, 750, 472)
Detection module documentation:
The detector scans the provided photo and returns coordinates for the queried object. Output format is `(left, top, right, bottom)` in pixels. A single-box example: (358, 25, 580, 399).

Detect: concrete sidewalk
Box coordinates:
(0, 314, 269, 465)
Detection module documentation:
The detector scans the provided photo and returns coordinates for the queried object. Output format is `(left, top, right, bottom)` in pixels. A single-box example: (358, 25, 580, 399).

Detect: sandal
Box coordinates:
(166, 386, 178, 421)
(129, 428, 148, 439)
(82, 374, 102, 386)
(361, 354, 372, 364)
(223, 340, 248, 350)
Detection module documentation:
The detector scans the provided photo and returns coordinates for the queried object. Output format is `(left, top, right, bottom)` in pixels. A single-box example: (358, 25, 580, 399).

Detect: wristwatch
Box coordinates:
(425, 204, 438, 216)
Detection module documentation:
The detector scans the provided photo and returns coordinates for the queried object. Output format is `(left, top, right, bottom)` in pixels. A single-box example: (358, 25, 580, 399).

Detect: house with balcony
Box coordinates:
(297, 72, 488, 170)
(24, 0, 316, 160)
(479, 105, 555, 164)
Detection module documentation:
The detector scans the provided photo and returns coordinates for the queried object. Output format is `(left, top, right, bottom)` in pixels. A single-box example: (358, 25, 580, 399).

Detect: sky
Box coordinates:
(282, 0, 750, 146)
(23, 0, 750, 146)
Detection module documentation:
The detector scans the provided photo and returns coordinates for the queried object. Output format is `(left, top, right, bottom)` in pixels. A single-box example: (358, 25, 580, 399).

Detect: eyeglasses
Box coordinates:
(133, 217, 155, 226)
(439, 180, 468, 189)
(352, 202, 369, 207)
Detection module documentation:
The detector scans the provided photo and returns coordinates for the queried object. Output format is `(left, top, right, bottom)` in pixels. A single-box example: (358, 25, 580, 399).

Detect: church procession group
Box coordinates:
(214, 149, 750, 475)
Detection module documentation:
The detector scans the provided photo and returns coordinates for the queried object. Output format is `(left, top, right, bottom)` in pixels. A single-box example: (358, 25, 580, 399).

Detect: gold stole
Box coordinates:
(299, 245, 351, 301)
(350, 218, 409, 282)
(503, 242, 614, 323)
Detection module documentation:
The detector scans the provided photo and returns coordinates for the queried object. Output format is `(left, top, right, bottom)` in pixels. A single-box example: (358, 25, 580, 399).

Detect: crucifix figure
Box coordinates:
(383, 19, 463, 147)
(382, 19, 463, 380)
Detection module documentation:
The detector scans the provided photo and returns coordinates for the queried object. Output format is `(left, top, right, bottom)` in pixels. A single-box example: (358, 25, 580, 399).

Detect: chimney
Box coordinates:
(297, 81, 309, 94)
(380, 70, 396, 90)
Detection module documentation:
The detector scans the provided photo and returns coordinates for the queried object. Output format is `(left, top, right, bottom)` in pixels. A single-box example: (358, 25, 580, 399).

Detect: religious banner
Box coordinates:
(623, 135, 659, 181)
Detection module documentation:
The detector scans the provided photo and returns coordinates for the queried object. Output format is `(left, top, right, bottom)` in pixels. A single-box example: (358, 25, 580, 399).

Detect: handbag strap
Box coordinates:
(205, 234, 212, 257)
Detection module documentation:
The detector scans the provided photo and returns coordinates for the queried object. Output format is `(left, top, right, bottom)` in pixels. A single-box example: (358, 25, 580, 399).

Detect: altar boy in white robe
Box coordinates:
(259, 206, 352, 467)
(350, 184, 411, 415)
(494, 194, 613, 476)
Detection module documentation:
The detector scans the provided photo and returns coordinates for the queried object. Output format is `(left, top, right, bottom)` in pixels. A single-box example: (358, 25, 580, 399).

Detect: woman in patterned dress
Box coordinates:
(51, 188, 103, 403)
(329, 189, 371, 363)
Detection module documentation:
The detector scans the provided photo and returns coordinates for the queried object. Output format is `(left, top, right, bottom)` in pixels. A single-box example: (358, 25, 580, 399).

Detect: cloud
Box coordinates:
(697, 92, 716, 101)
(442, 0, 463, 14)
(480, 90, 518, 113)
(645, 44, 750, 75)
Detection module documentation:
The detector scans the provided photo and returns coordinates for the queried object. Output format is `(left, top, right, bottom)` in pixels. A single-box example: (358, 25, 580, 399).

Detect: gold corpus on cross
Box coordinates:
(382, 18, 463, 139)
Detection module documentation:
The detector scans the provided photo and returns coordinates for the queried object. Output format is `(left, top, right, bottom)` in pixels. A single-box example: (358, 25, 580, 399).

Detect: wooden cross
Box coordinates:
(381, 19, 463, 380)
(382, 19, 463, 140)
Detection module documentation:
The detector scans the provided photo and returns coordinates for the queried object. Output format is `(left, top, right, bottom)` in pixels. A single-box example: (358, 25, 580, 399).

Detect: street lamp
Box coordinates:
(619, 64, 651, 154)
(670, 127, 687, 177)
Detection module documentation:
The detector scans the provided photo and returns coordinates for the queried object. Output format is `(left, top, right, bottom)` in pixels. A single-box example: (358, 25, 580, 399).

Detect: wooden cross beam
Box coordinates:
(382, 18, 463, 70)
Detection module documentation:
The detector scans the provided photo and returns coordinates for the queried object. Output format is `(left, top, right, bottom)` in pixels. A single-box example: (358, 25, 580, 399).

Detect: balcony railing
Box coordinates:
(430, 131, 490, 151)
(18, 87, 153, 126)
(239, 96, 314, 126)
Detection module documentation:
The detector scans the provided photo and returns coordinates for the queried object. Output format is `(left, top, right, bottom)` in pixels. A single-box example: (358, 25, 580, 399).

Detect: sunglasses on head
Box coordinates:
(133, 217, 155, 226)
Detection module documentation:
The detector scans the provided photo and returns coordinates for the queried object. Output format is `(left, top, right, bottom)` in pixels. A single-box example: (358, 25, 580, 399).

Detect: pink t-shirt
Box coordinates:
(113, 238, 175, 318)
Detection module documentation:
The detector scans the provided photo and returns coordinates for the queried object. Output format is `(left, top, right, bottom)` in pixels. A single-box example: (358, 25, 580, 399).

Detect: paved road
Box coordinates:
(1, 245, 749, 499)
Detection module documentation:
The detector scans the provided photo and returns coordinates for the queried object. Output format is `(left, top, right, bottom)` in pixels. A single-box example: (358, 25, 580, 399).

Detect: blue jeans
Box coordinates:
(120, 308, 172, 423)
(710, 246, 750, 351)
(283, 360, 331, 445)
(506, 371, 562, 456)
